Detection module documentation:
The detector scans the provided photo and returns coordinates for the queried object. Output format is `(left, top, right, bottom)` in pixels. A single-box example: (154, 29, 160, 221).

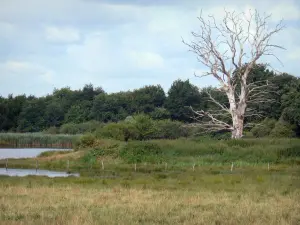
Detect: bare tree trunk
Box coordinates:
(228, 88, 246, 139)
(183, 9, 284, 139)
(231, 114, 244, 139)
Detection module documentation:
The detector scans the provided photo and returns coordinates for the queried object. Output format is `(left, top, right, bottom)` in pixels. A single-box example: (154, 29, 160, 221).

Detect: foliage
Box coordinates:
(77, 133, 96, 148)
(0, 73, 299, 135)
(150, 107, 170, 120)
(96, 122, 137, 141)
(59, 121, 103, 135)
(119, 141, 163, 163)
(153, 120, 185, 139)
(251, 118, 277, 137)
(0, 133, 77, 148)
(270, 120, 296, 138)
(165, 79, 203, 122)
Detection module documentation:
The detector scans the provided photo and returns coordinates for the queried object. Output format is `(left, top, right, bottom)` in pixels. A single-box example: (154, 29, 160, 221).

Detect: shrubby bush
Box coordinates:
(44, 126, 59, 134)
(153, 120, 184, 139)
(119, 141, 163, 163)
(96, 122, 137, 141)
(270, 120, 296, 138)
(59, 121, 103, 134)
(76, 133, 96, 148)
(251, 118, 277, 138)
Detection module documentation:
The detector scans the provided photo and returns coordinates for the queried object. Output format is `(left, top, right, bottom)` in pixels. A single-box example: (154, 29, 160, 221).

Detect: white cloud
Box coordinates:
(0, 0, 299, 97)
(0, 22, 15, 38)
(129, 51, 164, 69)
(269, 3, 300, 21)
(0, 60, 55, 83)
(45, 26, 80, 43)
(66, 32, 114, 73)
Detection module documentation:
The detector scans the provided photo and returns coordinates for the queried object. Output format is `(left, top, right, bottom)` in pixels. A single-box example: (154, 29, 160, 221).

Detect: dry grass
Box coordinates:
(1, 181, 300, 225)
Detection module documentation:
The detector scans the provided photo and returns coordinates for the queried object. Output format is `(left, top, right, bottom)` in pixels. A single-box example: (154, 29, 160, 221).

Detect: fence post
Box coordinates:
(5, 159, 8, 171)
(231, 162, 234, 172)
(192, 163, 195, 172)
(165, 162, 168, 171)
(101, 160, 104, 170)
(36, 159, 38, 173)
(268, 162, 270, 171)
(134, 163, 137, 172)
(67, 160, 70, 173)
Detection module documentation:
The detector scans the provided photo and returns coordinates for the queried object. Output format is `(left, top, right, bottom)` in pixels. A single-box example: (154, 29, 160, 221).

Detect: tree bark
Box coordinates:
(231, 114, 244, 139)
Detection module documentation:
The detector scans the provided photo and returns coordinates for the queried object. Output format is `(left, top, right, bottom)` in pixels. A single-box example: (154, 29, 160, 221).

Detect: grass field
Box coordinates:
(1, 137, 300, 224)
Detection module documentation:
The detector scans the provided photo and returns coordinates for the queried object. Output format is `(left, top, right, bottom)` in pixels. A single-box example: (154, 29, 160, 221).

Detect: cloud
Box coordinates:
(129, 51, 164, 69)
(269, 3, 300, 21)
(0, 0, 299, 97)
(0, 60, 55, 83)
(45, 26, 80, 43)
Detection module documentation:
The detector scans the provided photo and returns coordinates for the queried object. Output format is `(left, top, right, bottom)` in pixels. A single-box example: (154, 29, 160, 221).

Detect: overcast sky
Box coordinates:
(0, 0, 299, 97)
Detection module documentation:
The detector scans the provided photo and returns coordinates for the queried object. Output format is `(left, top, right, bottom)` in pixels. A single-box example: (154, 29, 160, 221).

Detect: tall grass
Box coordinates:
(0, 170, 299, 225)
(0, 133, 80, 148)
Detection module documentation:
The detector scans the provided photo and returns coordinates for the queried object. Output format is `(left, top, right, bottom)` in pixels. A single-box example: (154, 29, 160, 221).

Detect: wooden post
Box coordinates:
(134, 163, 137, 172)
(36, 159, 38, 173)
(192, 163, 195, 172)
(268, 162, 270, 171)
(5, 159, 8, 171)
(101, 160, 104, 170)
(165, 162, 168, 171)
(67, 160, 70, 173)
(231, 162, 234, 172)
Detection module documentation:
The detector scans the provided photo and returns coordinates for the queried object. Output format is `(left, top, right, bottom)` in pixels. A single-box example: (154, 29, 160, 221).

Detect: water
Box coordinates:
(0, 148, 78, 177)
(0, 168, 79, 177)
(0, 148, 71, 159)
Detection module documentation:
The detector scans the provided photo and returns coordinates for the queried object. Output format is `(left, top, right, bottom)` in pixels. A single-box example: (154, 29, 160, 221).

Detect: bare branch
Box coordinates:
(183, 8, 285, 138)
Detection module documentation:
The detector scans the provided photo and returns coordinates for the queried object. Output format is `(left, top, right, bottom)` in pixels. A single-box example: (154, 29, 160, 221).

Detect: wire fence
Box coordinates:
(0, 158, 286, 179)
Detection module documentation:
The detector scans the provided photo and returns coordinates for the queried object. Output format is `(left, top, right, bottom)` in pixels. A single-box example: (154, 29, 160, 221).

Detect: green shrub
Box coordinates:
(131, 114, 156, 140)
(251, 118, 277, 138)
(119, 142, 163, 163)
(59, 123, 80, 135)
(150, 107, 170, 120)
(96, 122, 137, 141)
(60, 121, 103, 134)
(270, 121, 296, 138)
(277, 145, 300, 158)
(154, 120, 183, 139)
(44, 126, 59, 134)
(78, 133, 96, 148)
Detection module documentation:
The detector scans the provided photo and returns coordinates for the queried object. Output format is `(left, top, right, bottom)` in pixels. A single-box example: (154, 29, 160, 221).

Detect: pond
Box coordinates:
(0, 148, 78, 177)
(0, 168, 79, 177)
(0, 148, 71, 160)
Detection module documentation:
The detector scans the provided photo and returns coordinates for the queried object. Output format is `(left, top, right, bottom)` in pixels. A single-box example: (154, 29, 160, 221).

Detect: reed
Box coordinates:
(0, 133, 79, 148)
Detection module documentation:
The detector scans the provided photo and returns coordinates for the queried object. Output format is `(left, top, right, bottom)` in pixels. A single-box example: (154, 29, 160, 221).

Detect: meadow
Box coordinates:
(0, 136, 300, 224)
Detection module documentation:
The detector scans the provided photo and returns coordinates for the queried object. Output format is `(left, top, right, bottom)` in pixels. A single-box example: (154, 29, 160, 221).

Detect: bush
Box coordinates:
(131, 114, 156, 140)
(96, 122, 138, 141)
(59, 123, 78, 134)
(119, 142, 163, 163)
(251, 118, 277, 138)
(270, 120, 296, 138)
(60, 121, 103, 134)
(154, 120, 184, 139)
(77, 133, 96, 148)
(150, 107, 170, 120)
(44, 126, 59, 134)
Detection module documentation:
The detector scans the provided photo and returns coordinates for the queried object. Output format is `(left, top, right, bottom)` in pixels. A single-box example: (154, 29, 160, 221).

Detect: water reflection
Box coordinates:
(0, 168, 79, 177)
(0, 148, 71, 159)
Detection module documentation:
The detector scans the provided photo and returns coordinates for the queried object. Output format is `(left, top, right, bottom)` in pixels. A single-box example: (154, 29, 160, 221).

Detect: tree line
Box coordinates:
(0, 64, 299, 137)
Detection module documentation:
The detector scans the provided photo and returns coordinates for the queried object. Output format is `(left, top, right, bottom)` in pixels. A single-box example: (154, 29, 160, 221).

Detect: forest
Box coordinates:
(0, 64, 299, 138)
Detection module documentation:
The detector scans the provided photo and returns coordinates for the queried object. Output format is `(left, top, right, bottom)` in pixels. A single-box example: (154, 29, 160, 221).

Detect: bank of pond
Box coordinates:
(0, 148, 78, 177)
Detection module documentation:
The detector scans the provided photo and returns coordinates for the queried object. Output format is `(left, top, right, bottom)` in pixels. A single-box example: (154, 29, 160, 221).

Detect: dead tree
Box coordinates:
(183, 9, 285, 139)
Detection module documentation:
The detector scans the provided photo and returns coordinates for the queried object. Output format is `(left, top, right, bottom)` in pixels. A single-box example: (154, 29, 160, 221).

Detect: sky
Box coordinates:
(0, 0, 299, 97)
